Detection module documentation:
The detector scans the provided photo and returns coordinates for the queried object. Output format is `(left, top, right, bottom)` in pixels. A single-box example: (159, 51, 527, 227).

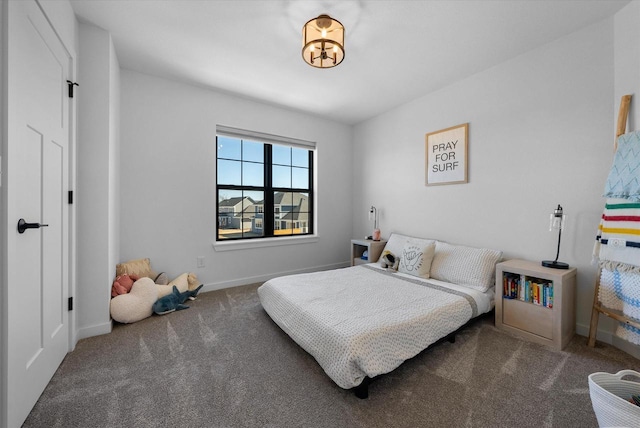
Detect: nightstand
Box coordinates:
(351, 239, 387, 266)
(495, 259, 577, 350)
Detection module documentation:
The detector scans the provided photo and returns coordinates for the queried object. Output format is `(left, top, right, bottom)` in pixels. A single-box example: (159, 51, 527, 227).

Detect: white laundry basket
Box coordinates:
(589, 370, 640, 427)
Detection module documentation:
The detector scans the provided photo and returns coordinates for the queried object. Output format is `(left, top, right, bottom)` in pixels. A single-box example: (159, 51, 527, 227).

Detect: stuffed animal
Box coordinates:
(111, 274, 140, 297)
(110, 277, 158, 323)
(153, 284, 204, 315)
(184, 284, 204, 300)
(187, 273, 202, 291)
(380, 250, 399, 271)
(156, 272, 203, 298)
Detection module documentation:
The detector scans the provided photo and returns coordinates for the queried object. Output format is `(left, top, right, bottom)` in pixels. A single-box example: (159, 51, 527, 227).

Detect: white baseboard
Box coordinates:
(576, 322, 612, 343)
(200, 261, 350, 293)
(576, 322, 640, 359)
(76, 321, 112, 341)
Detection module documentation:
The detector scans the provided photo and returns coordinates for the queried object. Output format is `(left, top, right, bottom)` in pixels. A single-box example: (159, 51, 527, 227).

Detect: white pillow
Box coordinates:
(379, 233, 435, 264)
(110, 277, 158, 324)
(398, 242, 435, 278)
(430, 241, 502, 292)
(157, 273, 190, 298)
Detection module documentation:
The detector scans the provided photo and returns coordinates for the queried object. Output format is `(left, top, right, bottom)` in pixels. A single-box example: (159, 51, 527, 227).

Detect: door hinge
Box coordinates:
(66, 80, 79, 98)
(68, 190, 73, 204)
(68, 297, 73, 311)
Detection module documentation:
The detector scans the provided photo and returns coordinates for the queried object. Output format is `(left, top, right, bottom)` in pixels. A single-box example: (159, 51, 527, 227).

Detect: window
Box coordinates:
(216, 126, 314, 241)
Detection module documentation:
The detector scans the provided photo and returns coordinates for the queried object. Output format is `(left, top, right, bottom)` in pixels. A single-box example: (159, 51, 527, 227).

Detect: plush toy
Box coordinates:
(110, 277, 158, 323)
(380, 250, 399, 271)
(153, 272, 169, 285)
(156, 272, 203, 298)
(187, 273, 202, 291)
(111, 274, 140, 298)
(184, 284, 204, 300)
(153, 284, 204, 315)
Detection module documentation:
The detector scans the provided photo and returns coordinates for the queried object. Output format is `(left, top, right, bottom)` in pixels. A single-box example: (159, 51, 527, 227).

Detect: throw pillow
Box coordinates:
(380, 233, 435, 264)
(398, 242, 435, 278)
(115, 258, 155, 278)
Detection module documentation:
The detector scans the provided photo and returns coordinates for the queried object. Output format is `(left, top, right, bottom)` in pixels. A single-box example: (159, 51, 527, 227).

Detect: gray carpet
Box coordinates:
(23, 283, 640, 428)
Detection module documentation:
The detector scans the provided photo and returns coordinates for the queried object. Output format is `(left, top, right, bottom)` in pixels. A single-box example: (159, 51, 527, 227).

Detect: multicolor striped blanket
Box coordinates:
(594, 198, 640, 270)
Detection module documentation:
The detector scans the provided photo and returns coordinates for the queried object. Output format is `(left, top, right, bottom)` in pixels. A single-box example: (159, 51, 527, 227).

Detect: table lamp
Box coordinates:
(542, 204, 569, 269)
(369, 206, 380, 241)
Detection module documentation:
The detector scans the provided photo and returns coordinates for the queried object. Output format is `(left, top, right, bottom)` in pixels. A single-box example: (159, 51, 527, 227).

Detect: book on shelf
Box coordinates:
(502, 273, 553, 308)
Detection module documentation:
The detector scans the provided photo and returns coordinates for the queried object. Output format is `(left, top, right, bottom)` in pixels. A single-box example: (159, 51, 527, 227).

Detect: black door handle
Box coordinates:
(17, 218, 49, 234)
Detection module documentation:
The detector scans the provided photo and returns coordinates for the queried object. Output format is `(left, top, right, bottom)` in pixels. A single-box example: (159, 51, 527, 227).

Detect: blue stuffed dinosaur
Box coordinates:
(152, 284, 203, 315)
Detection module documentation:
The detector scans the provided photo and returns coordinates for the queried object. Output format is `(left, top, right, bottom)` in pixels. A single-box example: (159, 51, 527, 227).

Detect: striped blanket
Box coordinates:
(594, 198, 640, 269)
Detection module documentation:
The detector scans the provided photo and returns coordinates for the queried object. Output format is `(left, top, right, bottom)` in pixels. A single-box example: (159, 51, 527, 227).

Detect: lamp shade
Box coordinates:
(302, 14, 345, 68)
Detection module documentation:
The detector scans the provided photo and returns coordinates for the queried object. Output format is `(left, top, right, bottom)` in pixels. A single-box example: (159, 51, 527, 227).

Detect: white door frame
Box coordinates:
(64, 2, 79, 353)
(0, 0, 7, 421)
(0, 0, 78, 425)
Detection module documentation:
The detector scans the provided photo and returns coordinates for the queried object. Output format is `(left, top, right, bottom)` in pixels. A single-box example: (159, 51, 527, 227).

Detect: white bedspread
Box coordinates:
(257, 264, 492, 389)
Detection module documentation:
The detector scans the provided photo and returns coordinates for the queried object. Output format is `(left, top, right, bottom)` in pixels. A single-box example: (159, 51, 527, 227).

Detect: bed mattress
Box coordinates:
(258, 264, 493, 389)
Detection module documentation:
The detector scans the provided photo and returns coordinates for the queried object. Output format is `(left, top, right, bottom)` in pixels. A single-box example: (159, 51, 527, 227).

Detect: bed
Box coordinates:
(257, 233, 501, 397)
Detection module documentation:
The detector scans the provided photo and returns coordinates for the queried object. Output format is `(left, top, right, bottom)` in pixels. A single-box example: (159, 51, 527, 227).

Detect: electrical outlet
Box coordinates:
(196, 256, 205, 268)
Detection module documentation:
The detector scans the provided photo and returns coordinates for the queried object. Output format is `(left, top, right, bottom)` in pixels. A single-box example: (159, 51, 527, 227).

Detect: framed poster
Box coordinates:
(425, 123, 468, 186)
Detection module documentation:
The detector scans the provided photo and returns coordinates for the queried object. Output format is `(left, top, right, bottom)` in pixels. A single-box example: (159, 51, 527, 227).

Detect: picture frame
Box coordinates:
(425, 123, 468, 186)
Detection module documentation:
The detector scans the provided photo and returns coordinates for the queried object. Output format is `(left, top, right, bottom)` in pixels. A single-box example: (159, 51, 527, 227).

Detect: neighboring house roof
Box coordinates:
(280, 210, 309, 221)
(219, 196, 255, 207)
(280, 197, 309, 221)
(241, 205, 256, 217)
(274, 192, 308, 206)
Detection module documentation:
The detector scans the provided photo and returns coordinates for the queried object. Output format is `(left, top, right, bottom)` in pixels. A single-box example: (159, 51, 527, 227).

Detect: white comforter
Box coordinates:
(258, 264, 492, 389)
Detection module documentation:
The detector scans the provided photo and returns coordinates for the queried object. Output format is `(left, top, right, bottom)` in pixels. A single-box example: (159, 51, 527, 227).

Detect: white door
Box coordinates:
(6, 1, 71, 426)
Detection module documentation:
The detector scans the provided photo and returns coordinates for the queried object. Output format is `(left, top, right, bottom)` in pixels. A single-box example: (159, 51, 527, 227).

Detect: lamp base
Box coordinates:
(541, 260, 569, 269)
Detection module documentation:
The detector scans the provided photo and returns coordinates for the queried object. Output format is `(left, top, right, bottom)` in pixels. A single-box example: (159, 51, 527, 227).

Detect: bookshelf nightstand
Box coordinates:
(495, 259, 577, 350)
(351, 239, 387, 266)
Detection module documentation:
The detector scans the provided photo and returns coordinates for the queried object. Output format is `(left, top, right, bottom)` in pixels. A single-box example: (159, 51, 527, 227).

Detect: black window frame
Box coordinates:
(216, 127, 314, 241)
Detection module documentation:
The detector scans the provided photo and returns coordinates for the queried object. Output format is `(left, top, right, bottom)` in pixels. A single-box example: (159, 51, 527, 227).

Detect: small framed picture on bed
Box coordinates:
(425, 123, 468, 186)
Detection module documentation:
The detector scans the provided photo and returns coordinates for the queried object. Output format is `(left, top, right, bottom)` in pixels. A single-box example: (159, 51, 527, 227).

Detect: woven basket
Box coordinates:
(588, 370, 640, 427)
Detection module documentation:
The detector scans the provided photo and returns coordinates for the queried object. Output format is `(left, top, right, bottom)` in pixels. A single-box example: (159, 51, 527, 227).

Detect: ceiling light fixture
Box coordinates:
(302, 14, 345, 68)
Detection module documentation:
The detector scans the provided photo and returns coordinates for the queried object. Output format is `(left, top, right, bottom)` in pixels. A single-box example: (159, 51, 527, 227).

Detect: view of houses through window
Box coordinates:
(216, 128, 314, 240)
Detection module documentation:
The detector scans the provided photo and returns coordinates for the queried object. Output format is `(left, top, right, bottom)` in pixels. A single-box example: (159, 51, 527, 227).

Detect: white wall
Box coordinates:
(352, 18, 631, 350)
(119, 70, 352, 289)
(77, 22, 120, 339)
(109, 35, 121, 308)
(615, 1, 640, 130)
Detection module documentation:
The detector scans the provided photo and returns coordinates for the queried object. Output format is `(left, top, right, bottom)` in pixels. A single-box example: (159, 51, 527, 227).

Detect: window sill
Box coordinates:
(213, 235, 319, 252)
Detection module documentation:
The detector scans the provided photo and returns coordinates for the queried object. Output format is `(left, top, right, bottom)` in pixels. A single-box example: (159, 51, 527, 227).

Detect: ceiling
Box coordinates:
(69, 0, 629, 125)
